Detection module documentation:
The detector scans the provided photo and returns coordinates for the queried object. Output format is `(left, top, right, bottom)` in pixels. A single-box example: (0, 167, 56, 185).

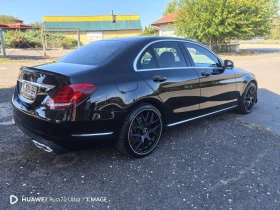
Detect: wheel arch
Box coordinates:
(250, 79, 258, 90)
(126, 97, 166, 126)
(242, 78, 258, 96)
(239, 74, 258, 96)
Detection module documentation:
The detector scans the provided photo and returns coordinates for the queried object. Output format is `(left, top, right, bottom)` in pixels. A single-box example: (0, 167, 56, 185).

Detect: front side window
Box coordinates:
(150, 41, 187, 68)
(184, 43, 221, 68)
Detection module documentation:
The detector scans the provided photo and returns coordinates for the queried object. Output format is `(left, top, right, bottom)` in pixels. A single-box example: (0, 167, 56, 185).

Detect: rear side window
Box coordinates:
(137, 41, 188, 70)
(58, 41, 126, 65)
(137, 48, 158, 70)
(151, 41, 187, 68)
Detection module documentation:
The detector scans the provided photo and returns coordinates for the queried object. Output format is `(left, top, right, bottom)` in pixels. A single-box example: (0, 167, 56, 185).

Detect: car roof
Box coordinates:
(105, 36, 196, 44)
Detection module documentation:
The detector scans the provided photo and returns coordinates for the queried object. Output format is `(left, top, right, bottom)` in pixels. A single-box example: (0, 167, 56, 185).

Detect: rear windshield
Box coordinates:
(58, 40, 126, 65)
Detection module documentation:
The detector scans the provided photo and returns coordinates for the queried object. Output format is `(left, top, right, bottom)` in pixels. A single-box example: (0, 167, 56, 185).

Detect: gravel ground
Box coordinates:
(0, 45, 279, 210)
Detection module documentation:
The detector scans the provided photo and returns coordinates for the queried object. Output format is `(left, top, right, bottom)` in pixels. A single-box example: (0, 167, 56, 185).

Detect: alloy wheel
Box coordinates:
(244, 85, 257, 112)
(128, 109, 162, 155)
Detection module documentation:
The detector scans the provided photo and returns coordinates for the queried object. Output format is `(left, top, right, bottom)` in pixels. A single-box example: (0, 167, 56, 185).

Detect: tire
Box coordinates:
(237, 82, 257, 114)
(116, 104, 163, 157)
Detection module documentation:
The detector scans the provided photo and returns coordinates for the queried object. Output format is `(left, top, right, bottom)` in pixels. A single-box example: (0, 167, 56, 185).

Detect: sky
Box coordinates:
(0, 0, 170, 27)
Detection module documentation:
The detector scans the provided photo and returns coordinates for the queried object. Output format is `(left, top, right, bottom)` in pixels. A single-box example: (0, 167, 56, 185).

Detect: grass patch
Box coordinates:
(0, 57, 55, 64)
(273, 143, 279, 148)
(0, 57, 29, 63)
(218, 49, 260, 57)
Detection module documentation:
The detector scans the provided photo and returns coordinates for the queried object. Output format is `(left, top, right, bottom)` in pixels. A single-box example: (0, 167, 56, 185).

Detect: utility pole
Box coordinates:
(0, 28, 6, 57)
(41, 28, 46, 57)
(77, 28, 81, 48)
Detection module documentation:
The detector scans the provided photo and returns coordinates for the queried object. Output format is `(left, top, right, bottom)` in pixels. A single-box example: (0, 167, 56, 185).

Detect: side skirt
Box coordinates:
(167, 105, 238, 127)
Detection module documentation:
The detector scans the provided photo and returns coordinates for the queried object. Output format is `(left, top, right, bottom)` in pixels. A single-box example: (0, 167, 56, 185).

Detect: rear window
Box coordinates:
(58, 40, 126, 65)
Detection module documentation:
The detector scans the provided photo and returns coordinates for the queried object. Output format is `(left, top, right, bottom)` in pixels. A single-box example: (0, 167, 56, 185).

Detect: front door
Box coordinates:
(182, 42, 237, 114)
(135, 41, 201, 125)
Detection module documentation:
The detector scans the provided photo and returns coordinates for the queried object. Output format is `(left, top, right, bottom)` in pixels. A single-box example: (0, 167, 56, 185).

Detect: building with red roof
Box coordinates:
(0, 19, 32, 30)
(151, 13, 177, 37)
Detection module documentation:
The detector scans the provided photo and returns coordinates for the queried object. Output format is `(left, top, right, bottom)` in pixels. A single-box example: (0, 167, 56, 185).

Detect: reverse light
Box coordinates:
(46, 84, 97, 110)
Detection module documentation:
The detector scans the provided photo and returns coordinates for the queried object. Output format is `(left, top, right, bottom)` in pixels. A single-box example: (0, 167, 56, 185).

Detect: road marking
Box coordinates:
(0, 102, 12, 120)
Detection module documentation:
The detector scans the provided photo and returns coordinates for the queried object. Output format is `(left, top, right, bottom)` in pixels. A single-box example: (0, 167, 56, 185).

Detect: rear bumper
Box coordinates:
(15, 120, 67, 154)
(12, 99, 125, 153)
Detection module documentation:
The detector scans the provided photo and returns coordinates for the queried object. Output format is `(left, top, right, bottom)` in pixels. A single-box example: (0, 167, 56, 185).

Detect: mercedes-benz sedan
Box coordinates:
(12, 37, 258, 157)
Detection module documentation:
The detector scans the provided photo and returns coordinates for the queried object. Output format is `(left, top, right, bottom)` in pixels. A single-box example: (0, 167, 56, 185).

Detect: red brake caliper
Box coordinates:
(130, 128, 135, 143)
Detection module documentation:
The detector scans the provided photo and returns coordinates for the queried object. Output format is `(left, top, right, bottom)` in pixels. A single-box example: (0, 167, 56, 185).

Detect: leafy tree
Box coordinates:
(30, 21, 43, 29)
(140, 25, 158, 36)
(174, 0, 279, 46)
(163, 0, 178, 17)
(0, 15, 17, 23)
(268, 16, 280, 40)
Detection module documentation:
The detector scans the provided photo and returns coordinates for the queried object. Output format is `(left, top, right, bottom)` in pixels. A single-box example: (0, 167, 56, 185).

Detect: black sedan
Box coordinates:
(12, 37, 258, 157)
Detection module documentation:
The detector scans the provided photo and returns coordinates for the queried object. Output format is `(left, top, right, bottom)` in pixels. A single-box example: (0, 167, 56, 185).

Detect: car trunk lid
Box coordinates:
(16, 62, 99, 109)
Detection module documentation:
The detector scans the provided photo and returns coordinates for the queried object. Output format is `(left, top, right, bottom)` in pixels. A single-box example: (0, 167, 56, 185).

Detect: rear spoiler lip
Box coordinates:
(20, 65, 67, 78)
(20, 62, 100, 78)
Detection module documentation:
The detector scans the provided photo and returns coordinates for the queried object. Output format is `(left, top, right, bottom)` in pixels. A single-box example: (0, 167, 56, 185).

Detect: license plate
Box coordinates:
(21, 83, 38, 99)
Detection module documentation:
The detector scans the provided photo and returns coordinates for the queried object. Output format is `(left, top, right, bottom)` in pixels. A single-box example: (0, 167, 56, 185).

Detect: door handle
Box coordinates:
(201, 71, 210, 77)
(152, 75, 167, 82)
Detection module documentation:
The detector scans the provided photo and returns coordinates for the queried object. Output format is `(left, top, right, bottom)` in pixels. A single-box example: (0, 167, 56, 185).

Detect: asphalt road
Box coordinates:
(0, 46, 280, 210)
(226, 51, 280, 136)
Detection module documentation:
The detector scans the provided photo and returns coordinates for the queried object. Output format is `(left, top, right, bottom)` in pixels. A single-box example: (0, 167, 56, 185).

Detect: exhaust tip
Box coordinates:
(32, 140, 53, 153)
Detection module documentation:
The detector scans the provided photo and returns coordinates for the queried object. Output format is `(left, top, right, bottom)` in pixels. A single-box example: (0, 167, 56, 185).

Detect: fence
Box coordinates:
(0, 28, 6, 56)
(0, 27, 81, 59)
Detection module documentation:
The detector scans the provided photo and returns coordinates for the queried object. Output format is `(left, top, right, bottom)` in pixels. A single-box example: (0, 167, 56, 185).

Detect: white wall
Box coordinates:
(158, 23, 176, 37)
(86, 31, 103, 42)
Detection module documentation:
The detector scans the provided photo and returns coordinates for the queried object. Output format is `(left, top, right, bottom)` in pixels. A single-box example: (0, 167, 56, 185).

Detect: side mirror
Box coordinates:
(224, 60, 234, 69)
(143, 57, 152, 64)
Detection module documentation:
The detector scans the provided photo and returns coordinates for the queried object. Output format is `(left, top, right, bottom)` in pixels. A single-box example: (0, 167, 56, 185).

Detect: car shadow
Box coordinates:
(230, 88, 280, 135)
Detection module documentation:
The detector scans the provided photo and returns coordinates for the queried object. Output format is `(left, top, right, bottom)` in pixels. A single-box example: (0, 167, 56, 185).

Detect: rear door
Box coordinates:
(135, 41, 200, 125)
(182, 42, 237, 114)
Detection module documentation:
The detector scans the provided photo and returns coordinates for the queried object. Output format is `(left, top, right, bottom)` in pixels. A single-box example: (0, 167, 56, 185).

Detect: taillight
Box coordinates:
(46, 84, 97, 110)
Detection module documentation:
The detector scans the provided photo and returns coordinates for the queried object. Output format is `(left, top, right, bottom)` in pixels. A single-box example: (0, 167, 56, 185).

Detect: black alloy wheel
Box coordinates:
(116, 104, 163, 157)
(238, 82, 257, 114)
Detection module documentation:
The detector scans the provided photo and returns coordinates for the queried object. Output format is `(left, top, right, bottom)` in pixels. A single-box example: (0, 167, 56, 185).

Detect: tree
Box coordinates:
(30, 22, 43, 29)
(140, 25, 158, 36)
(0, 15, 17, 23)
(174, 0, 279, 46)
(268, 16, 280, 40)
(163, 0, 178, 17)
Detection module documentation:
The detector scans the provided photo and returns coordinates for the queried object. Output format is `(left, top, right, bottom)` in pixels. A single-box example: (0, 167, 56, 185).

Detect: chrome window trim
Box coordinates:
(133, 39, 224, 72)
(167, 105, 238, 127)
(133, 66, 224, 72)
(72, 132, 113, 137)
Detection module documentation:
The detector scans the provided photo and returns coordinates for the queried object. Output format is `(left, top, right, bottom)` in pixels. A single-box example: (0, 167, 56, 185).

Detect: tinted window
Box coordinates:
(184, 43, 221, 67)
(137, 48, 158, 70)
(58, 41, 126, 65)
(151, 41, 187, 68)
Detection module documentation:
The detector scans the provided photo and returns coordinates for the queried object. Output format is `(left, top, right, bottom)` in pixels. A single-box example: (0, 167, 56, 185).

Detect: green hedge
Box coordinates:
(3, 30, 79, 49)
